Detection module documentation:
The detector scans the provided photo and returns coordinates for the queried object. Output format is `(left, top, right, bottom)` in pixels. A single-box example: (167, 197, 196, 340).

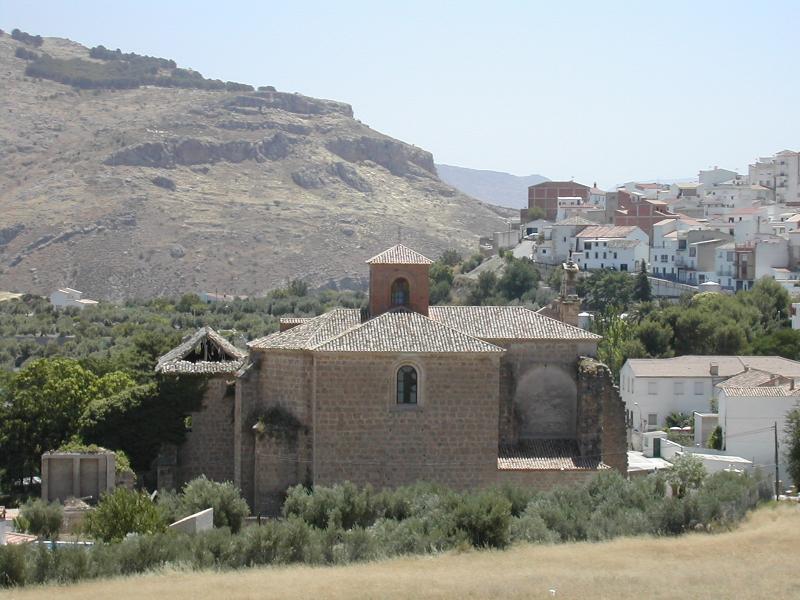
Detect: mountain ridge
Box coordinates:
(436, 164, 548, 209)
(0, 33, 510, 300)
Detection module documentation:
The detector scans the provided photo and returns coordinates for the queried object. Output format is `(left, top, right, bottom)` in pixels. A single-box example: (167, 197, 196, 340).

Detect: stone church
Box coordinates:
(156, 245, 626, 512)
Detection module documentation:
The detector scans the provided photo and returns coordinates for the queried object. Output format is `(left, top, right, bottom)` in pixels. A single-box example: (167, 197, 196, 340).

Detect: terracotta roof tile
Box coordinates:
(313, 311, 504, 353)
(366, 244, 433, 265)
(428, 306, 600, 341)
(498, 440, 609, 471)
(249, 309, 361, 350)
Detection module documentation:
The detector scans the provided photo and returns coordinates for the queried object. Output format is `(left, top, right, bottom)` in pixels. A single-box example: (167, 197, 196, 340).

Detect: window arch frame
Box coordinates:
(390, 277, 410, 308)
(390, 359, 423, 409)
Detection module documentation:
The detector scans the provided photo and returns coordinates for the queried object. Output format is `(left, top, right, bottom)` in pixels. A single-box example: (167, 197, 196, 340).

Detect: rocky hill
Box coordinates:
(0, 33, 510, 300)
(436, 164, 548, 209)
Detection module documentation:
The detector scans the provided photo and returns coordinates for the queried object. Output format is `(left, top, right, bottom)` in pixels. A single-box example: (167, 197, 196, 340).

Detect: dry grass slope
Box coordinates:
(5, 504, 799, 600)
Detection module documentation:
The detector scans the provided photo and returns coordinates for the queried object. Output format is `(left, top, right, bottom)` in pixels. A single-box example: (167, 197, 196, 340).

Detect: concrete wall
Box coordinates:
(719, 390, 796, 485)
(42, 453, 115, 503)
(312, 352, 501, 490)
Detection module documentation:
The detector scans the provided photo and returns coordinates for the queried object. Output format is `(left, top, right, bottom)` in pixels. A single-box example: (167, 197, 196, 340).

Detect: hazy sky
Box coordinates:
(3, 0, 799, 187)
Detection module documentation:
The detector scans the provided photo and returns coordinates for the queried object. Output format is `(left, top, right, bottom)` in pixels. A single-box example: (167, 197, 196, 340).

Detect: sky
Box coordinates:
(3, 0, 799, 188)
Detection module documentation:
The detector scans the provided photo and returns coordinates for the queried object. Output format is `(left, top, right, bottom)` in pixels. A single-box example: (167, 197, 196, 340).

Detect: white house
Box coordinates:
(49, 288, 98, 310)
(748, 150, 800, 205)
(619, 355, 800, 434)
(543, 216, 595, 265)
(573, 225, 649, 272)
(717, 370, 800, 486)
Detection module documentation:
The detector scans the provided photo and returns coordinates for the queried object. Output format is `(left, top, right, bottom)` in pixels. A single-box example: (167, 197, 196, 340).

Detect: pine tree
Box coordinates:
(633, 261, 651, 302)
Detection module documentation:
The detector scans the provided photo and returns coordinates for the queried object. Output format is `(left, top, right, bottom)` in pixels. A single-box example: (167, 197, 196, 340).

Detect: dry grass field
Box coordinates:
(4, 504, 799, 600)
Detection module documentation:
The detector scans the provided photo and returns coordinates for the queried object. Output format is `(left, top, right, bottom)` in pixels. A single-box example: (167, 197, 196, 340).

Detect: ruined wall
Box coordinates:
(576, 357, 628, 473)
(313, 352, 501, 490)
(496, 340, 598, 444)
(178, 377, 235, 487)
(237, 350, 313, 512)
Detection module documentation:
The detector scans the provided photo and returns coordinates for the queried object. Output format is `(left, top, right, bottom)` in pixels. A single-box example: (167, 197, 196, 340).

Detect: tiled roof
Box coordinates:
(719, 386, 800, 398)
(366, 244, 433, 265)
(4, 532, 37, 545)
(279, 317, 312, 325)
(156, 327, 245, 374)
(498, 440, 609, 471)
(428, 305, 601, 341)
(249, 309, 361, 350)
(626, 355, 800, 379)
(716, 369, 786, 388)
(554, 216, 596, 227)
(313, 311, 504, 353)
(576, 225, 639, 239)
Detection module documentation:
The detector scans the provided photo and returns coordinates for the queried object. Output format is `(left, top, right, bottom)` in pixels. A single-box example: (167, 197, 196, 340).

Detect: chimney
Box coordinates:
(709, 362, 719, 376)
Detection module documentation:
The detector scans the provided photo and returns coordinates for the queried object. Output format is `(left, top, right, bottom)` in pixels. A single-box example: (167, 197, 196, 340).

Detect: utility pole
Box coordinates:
(774, 421, 780, 500)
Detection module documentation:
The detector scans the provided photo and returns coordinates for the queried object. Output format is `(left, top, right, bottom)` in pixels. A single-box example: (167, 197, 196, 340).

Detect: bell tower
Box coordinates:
(366, 244, 432, 318)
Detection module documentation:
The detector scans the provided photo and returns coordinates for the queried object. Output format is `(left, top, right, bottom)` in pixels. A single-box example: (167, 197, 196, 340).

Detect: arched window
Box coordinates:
(396, 365, 418, 405)
(390, 278, 410, 307)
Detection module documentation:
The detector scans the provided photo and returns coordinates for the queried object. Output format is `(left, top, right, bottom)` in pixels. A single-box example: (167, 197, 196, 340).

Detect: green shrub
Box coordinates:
(453, 490, 511, 548)
(0, 543, 29, 587)
(667, 454, 707, 498)
(174, 476, 250, 533)
(13, 498, 63, 539)
(509, 510, 559, 544)
(283, 482, 378, 530)
(84, 488, 166, 542)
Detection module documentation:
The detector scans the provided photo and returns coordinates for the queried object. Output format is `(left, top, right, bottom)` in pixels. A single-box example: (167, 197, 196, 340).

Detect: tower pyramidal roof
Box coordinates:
(366, 244, 433, 265)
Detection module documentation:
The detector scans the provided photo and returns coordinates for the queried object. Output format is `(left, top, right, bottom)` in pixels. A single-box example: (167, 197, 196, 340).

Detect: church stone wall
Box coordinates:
(496, 340, 598, 444)
(312, 352, 501, 490)
(239, 350, 313, 512)
(576, 357, 628, 474)
(178, 377, 235, 487)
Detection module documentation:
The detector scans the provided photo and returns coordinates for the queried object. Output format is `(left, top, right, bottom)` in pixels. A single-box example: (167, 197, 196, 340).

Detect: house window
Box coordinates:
(620, 263, 628, 271)
(674, 381, 684, 395)
(396, 365, 418, 405)
(694, 381, 703, 395)
(648, 381, 657, 395)
(648, 413, 658, 427)
(390, 278, 410, 307)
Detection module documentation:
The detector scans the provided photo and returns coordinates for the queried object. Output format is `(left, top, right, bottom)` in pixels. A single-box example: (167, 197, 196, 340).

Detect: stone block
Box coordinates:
(168, 507, 214, 534)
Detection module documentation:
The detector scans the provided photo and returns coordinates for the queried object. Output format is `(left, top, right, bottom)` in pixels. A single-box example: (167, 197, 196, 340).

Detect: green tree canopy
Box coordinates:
(497, 257, 539, 301)
(633, 262, 652, 302)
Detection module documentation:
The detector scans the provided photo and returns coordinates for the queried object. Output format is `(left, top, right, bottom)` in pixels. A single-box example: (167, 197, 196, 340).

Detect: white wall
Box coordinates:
(719, 390, 797, 486)
(619, 363, 716, 432)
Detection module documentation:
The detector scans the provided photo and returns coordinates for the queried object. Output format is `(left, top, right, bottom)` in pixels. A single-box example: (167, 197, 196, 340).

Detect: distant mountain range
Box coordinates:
(436, 164, 548, 209)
